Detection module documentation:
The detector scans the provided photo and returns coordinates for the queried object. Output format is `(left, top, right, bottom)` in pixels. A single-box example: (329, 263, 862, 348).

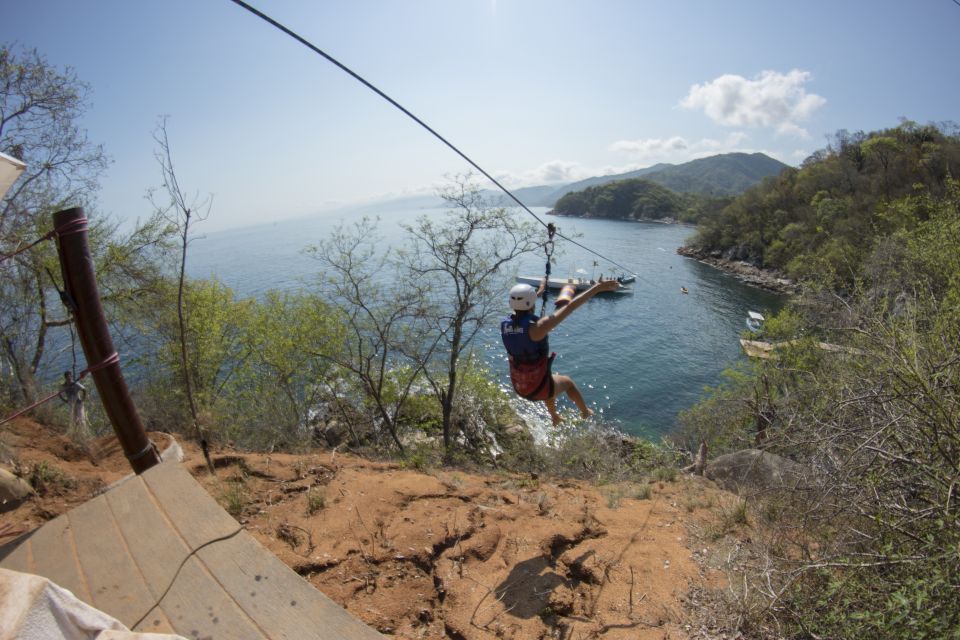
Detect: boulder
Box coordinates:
(0, 468, 35, 513)
(314, 419, 354, 448)
(705, 449, 807, 496)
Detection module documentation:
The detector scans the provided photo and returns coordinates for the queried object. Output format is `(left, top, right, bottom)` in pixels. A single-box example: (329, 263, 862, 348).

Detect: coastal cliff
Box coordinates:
(676, 246, 796, 294)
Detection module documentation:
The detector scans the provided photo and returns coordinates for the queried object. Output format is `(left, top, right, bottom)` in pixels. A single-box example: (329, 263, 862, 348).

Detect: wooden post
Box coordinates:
(53, 207, 161, 474)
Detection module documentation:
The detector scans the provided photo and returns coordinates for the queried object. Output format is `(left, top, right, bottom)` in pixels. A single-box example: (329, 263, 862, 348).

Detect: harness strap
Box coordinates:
(518, 352, 556, 401)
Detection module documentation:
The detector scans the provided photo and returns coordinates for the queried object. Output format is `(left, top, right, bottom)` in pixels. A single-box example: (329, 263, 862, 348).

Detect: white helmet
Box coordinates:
(509, 283, 537, 311)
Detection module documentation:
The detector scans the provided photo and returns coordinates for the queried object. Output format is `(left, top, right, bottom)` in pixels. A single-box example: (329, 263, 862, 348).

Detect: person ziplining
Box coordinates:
(226, 2, 640, 424)
(501, 278, 620, 425)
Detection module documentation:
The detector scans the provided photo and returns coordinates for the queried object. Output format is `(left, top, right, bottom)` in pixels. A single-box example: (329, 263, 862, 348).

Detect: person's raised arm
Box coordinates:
(536, 278, 547, 298)
(528, 279, 620, 341)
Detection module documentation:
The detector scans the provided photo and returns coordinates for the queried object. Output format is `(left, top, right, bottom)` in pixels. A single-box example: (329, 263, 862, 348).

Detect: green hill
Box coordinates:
(509, 153, 787, 207)
(642, 152, 788, 196)
(551, 178, 686, 221)
(686, 121, 960, 280)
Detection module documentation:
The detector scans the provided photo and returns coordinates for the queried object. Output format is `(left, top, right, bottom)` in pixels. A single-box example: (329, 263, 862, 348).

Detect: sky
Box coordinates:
(4, 0, 959, 231)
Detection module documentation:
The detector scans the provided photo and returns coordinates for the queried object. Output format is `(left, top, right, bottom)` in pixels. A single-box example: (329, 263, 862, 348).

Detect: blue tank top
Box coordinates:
(501, 313, 549, 364)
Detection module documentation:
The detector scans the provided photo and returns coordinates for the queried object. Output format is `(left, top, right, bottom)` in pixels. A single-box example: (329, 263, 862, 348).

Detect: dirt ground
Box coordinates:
(0, 419, 736, 639)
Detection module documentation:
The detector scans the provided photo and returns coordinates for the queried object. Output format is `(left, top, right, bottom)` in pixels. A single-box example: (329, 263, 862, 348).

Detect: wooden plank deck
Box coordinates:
(0, 461, 383, 639)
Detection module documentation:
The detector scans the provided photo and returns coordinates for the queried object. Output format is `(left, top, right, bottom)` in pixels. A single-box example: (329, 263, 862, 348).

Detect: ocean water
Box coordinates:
(188, 207, 785, 439)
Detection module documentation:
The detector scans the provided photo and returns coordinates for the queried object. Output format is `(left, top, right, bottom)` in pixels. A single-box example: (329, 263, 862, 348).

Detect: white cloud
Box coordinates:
(493, 160, 595, 188)
(609, 136, 688, 154)
(608, 132, 753, 164)
(680, 69, 825, 137)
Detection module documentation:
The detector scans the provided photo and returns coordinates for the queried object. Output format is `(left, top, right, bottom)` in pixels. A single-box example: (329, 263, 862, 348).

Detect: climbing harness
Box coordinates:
(500, 312, 556, 402)
(510, 355, 555, 401)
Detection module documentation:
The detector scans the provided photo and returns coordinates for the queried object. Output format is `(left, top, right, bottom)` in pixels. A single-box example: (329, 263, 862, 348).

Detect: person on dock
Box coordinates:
(501, 278, 620, 425)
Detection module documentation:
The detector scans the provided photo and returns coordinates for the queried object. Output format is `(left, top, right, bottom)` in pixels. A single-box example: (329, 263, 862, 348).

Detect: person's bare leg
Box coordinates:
(552, 375, 593, 419)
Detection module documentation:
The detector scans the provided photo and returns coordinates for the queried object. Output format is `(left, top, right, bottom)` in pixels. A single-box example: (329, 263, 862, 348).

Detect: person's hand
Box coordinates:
(593, 279, 620, 293)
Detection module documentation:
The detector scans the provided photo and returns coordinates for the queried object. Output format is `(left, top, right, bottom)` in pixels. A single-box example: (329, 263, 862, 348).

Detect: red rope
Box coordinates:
(55, 217, 89, 237)
(80, 351, 119, 377)
(0, 351, 118, 427)
(0, 389, 63, 427)
(0, 230, 56, 264)
(0, 216, 89, 265)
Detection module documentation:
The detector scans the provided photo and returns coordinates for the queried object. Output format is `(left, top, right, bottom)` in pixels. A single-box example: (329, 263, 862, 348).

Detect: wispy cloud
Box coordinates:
(608, 132, 753, 164)
(609, 136, 688, 155)
(680, 69, 825, 137)
(494, 160, 596, 187)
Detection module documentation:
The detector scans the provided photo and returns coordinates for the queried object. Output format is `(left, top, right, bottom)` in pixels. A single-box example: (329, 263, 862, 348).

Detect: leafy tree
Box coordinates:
(147, 117, 215, 469)
(0, 46, 173, 406)
(236, 291, 344, 449)
(306, 218, 440, 454)
(553, 178, 684, 221)
(0, 45, 108, 402)
(401, 175, 540, 454)
(686, 120, 960, 284)
(0, 46, 108, 235)
(681, 181, 960, 637)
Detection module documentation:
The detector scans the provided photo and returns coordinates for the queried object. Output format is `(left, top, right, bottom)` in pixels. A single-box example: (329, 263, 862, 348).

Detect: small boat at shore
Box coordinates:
(746, 310, 765, 332)
(515, 275, 632, 295)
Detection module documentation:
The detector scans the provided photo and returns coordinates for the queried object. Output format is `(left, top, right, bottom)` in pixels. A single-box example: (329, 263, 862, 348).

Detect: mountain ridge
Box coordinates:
(354, 152, 789, 214)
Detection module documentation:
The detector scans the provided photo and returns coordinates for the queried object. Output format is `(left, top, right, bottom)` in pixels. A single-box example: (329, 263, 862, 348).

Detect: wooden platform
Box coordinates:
(0, 461, 382, 639)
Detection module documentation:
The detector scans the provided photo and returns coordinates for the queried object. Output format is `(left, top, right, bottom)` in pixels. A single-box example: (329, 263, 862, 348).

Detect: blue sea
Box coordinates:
(188, 207, 784, 440)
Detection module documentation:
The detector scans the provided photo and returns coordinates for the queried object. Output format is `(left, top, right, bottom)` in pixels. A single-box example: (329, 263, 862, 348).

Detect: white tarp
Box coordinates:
(0, 151, 25, 202)
(0, 568, 187, 640)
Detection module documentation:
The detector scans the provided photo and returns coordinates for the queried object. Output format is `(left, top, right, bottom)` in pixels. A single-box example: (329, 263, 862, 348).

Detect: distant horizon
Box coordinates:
(199, 148, 791, 233)
(5, 1, 957, 231)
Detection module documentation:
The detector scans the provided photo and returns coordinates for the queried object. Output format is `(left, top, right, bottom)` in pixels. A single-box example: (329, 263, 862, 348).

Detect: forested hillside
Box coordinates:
(685, 121, 960, 283)
(514, 152, 787, 207)
(676, 121, 960, 637)
(641, 152, 787, 196)
(552, 177, 732, 224)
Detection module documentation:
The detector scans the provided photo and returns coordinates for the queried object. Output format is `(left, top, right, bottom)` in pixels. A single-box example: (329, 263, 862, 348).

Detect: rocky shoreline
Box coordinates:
(676, 245, 797, 294)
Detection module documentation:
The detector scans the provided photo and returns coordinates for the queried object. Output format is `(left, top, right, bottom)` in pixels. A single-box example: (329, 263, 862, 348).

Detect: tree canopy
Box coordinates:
(552, 177, 729, 224)
(686, 120, 960, 283)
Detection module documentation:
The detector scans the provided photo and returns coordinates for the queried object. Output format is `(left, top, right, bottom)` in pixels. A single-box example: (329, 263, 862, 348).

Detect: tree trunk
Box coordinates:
(441, 316, 464, 454)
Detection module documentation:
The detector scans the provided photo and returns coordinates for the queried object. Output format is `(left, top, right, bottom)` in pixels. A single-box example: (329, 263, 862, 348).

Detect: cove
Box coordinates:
(189, 207, 786, 439)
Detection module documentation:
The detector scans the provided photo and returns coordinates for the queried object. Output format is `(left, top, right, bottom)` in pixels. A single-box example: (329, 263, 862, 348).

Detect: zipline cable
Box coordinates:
(227, 0, 637, 277)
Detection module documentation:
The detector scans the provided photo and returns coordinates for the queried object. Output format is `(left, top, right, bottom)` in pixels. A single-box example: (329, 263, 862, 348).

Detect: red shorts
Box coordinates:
(509, 357, 554, 401)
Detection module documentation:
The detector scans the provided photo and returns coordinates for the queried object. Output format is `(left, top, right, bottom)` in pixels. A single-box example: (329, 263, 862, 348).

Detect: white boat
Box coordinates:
(515, 275, 632, 295)
(746, 310, 765, 332)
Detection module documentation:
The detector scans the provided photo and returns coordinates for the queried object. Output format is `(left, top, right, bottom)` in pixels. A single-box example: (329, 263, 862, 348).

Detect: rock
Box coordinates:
(462, 523, 501, 562)
(705, 449, 807, 496)
(0, 468, 35, 513)
(313, 419, 348, 447)
(504, 424, 527, 437)
(676, 246, 797, 294)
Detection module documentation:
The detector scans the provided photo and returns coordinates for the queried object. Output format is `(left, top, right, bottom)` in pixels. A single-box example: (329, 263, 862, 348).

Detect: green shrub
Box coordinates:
(305, 489, 326, 516)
